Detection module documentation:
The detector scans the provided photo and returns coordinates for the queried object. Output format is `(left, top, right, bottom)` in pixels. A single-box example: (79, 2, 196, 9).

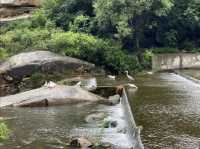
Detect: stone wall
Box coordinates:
(152, 53, 200, 71)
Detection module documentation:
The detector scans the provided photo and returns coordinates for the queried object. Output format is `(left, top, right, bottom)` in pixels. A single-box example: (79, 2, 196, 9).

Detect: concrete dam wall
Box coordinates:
(152, 53, 200, 71)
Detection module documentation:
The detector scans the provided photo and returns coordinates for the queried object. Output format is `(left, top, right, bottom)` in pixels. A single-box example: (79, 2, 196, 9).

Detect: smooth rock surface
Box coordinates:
(0, 0, 40, 7)
(0, 84, 106, 107)
(0, 51, 95, 80)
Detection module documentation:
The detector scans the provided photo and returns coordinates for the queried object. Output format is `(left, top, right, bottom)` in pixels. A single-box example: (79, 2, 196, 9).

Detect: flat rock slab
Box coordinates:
(0, 51, 95, 80)
(0, 85, 107, 107)
(0, 0, 40, 7)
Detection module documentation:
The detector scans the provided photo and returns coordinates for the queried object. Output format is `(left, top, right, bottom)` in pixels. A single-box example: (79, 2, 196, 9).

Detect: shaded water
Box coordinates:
(131, 73, 200, 149)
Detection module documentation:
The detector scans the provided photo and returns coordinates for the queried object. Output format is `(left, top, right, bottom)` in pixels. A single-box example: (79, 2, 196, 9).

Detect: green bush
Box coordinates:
(0, 28, 61, 54)
(0, 24, 140, 73)
(151, 47, 180, 54)
(49, 31, 140, 73)
(0, 48, 9, 60)
(0, 122, 9, 140)
(142, 50, 154, 68)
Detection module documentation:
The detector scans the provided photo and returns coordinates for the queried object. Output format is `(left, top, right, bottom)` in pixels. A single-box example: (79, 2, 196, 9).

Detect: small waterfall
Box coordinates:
(121, 88, 144, 149)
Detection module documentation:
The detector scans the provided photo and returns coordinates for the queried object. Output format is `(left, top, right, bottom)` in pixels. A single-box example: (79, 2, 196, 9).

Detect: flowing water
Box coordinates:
(0, 76, 138, 149)
(1, 72, 200, 149)
(131, 73, 200, 149)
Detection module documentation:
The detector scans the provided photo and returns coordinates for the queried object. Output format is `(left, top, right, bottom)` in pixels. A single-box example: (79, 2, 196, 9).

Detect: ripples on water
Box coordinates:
(131, 73, 200, 149)
(0, 95, 135, 149)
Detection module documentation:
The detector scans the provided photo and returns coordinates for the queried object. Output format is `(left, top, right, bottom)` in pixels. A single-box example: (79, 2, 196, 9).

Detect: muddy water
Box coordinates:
(131, 73, 200, 149)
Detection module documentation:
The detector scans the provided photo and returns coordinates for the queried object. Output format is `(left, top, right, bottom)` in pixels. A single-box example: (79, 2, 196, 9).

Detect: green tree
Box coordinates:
(94, 0, 174, 61)
(42, 0, 94, 30)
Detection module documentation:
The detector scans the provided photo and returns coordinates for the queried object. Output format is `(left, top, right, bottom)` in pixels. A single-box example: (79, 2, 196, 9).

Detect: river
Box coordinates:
(131, 72, 200, 149)
(0, 72, 200, 148)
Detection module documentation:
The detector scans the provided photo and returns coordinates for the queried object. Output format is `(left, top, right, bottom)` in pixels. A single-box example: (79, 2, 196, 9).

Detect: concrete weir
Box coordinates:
(152, 53, 200, 71)
(174, 70, 200, 85)
(122, 87, 144, 149)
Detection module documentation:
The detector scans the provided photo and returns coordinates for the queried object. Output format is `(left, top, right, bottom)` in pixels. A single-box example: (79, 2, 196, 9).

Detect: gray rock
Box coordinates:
(108, 94, 120, 105)
(103, 120, 118, 128)
(70, 137, 93, 148)
(0, 51, 95, 80)
(96, 142, 114, 149)
(0, 84, 107, 107)
(0, 0, 40, 7)
(85, 112, 106, 123)
(60, 77, 97, 91)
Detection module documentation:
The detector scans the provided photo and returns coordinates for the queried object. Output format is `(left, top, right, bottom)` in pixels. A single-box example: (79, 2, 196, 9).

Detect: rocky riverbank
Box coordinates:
(0, 0, 40, 23)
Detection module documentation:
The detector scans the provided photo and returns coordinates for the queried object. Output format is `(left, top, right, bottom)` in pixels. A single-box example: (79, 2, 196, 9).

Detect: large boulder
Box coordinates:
(0, 51, 95, 80)
(0, 84, 107, 107)
(0, 7, 34, 18)
(0, 0, 40, 7)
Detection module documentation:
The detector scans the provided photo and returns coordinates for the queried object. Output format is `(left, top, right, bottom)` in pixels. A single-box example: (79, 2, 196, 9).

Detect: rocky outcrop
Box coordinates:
(0, 84, 107, 107)
(0, 0, 40, 22)
(0, 7, 34, 18)
(0, 51, 95, 80)
(0, 0, 40, 7)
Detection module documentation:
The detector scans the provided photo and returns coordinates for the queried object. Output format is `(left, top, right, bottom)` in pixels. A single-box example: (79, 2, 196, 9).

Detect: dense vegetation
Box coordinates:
(0, 0, 199, 73)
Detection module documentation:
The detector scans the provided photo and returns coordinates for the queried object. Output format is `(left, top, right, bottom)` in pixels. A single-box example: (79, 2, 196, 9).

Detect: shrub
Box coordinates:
(69, 15, 91, 33)
(0, 28, 61, 54)
(49, 31, 140, 73)
(142, 50, 154, 69)
(0, 122, 9, 140)
(0, 25, 141, 73)
(0, 48, 9, 60)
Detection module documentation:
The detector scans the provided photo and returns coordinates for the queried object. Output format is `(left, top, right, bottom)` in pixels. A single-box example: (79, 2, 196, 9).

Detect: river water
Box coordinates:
(0, 76, 137, 149)
(1, 72, 200, 148)
(131, 72, 200, 149)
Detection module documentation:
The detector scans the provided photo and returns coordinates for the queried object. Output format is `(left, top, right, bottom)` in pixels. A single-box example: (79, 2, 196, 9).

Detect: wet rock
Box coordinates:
(0, 75, 19, 97)
(60, 77, 97, 91)
(103, 120, 118, 128)
(81, 78, 97, 91)
(96, 142, 113, 149)
(115, 85, 124, 96)
(117, 127, 127, 134)
(85, 112, 106, 123)
(108, 94, 120, 105)
(0, 51, 95, 80)
(70, 137, 93, 148)
(0, 84, 108, 107)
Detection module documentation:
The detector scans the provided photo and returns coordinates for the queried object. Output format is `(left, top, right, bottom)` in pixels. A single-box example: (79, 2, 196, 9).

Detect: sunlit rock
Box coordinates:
(0, 51, 95, 80)
(0, 84, 107, 107)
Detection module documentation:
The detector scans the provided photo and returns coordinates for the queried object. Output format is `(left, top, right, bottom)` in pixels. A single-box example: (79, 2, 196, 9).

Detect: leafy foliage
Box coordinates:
(0, 0, 199, 71)
(0, 122, 9, 140)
